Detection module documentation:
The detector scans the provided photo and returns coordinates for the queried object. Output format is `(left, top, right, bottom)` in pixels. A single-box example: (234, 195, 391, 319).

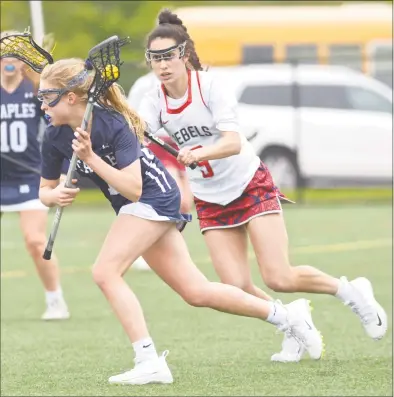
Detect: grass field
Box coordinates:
(1, 203, 392, 396)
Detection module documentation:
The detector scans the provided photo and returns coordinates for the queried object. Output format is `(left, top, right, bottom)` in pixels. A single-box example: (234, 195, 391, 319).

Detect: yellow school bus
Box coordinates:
(175, 3, 393, 86)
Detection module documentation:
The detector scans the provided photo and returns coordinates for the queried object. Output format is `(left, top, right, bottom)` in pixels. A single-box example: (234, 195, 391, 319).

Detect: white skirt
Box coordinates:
(1, 199, 48, 212)
(119, 201, 190, 232)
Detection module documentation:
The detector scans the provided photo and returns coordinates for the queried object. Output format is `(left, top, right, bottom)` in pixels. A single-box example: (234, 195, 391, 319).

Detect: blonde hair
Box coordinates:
(41, 58, 145, 142)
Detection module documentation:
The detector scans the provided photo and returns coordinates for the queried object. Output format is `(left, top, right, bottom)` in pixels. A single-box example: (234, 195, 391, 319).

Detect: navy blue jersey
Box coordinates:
(1, 79, 43, 182)
(41, 105, 182, 216)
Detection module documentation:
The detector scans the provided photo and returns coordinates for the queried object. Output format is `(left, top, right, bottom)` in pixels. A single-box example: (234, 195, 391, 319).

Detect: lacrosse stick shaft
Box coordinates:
(43, 100, 94, 260)
(144, 131, 198, 170)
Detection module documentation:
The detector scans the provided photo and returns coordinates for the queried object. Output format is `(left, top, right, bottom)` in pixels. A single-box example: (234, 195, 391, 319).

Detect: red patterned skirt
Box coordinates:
(194, 162, 293, 232)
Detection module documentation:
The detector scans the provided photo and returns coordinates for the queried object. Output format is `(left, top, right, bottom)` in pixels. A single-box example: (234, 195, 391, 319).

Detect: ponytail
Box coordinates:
(101, 84, 145, 143)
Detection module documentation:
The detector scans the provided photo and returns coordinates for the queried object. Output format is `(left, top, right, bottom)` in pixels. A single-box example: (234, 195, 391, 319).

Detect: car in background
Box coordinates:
(128, 64, 392, 189)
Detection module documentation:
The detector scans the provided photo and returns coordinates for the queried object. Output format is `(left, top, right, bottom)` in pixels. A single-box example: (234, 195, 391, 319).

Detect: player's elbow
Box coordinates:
(123, 178, 142, 202)
(228, 134, 241, 155)
(232, 140, 241, 155)
(222, 131, 241, 156)
(133, 182, 143, 202)
(119, 162, 143, 202)
(38, 188, 55, 207)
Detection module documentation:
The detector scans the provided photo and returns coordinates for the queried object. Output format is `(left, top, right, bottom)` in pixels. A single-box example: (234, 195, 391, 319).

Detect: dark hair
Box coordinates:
(147, 9, 203, 71)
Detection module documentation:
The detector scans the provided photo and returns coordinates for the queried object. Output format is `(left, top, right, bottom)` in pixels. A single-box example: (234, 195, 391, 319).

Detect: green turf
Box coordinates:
(1, 204, 392, 396)
(74, 187, 393, 206)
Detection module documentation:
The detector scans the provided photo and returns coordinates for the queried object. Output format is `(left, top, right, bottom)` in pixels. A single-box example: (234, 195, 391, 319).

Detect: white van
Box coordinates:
(128, 64, 392, 189)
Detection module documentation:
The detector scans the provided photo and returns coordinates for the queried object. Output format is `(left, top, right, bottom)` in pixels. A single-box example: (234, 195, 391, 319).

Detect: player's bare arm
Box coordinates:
(178, 130, 241, 166)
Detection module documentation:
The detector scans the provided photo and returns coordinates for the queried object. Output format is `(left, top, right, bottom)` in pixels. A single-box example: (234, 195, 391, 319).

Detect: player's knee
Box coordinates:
(181, 285, 210, 308)
(92, 266, 111, 289)
(24, 235, 45, 257)
(92, 262, 125, 289)
(264, 272, 294, 292)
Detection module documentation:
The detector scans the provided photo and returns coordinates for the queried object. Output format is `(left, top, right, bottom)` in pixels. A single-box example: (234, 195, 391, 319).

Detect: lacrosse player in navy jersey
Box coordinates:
(0, 31, 69, 320)
(38, 57, 328, 385)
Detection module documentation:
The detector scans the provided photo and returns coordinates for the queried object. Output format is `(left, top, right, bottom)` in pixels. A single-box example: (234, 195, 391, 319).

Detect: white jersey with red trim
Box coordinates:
(138, 70, 260, 205)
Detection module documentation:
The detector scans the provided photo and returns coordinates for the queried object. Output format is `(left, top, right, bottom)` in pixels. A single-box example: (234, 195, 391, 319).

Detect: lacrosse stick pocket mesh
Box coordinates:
(0, 30, 53, 73)
(85, 36, 130, 101)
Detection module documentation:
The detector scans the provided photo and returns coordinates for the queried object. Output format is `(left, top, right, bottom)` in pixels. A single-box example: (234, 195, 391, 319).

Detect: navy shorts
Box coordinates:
(0, 176, 47, 212)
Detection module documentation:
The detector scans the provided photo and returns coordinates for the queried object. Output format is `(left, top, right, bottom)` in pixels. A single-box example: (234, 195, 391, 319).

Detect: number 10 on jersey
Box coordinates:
(1, 121, 28, 153)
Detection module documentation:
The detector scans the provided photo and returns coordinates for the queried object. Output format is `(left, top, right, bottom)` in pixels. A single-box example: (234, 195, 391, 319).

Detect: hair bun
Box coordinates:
(158, 9, 187, 32)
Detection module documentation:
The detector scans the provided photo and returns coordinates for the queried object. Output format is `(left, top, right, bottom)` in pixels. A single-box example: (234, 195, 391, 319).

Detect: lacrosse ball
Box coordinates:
(102, 64, 119, 80)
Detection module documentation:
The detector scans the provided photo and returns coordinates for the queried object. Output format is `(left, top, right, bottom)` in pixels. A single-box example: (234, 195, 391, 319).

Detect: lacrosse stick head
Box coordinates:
(85, 35, 130, 101)
(37, 36, 130, 108)
(0, 28, 53, 73)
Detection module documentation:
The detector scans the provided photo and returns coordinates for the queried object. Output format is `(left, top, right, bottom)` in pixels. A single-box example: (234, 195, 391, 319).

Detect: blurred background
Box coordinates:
(1, 3, 392, 396)
(1, 0, 392, 202)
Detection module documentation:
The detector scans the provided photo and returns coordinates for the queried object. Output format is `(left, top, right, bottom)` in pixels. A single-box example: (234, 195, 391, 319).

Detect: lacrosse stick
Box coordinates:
(42, 35, 130, 260)
(0, 27, 53, 73)
(143, 131, 198, 170)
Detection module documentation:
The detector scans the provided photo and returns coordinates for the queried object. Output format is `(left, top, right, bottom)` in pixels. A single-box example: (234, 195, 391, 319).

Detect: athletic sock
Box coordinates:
(266, 301, 288, 326)
(335, 277, 354, 303)
(45, 288, 63, 305)
(132, 337, 158, 362)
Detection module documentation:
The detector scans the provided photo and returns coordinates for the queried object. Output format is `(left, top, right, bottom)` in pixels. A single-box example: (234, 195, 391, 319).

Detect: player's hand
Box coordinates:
(72, 128, 94, 163)
(52, 179, 79, 207)
(177, 147, 200, 166)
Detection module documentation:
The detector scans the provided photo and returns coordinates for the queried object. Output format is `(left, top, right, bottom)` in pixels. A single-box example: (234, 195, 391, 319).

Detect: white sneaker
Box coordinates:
(343, 277, 387, 340)
(41, 298, 70, 321)
(278, 299, 324, 360)
(271, 330, 305, 363)
(132, 257, 151, 271)
(109, 351, 173, 385)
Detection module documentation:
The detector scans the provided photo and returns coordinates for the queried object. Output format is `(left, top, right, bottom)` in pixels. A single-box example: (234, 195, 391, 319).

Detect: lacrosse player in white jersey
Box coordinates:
(139, 9, 388, 363)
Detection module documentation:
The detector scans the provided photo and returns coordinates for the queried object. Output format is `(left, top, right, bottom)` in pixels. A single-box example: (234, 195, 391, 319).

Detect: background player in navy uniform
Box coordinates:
(38, 57, 323, 385)
(0, 31, 69, 320)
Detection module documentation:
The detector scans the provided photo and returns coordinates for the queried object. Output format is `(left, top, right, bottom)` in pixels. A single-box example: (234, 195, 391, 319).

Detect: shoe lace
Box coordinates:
(344, 300, 375, 325)
(277, 324, 306, 346)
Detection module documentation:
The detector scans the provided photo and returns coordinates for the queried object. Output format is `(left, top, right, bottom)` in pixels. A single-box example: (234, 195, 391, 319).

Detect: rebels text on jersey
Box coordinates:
(41, 106, 180, 215)
(138, 70, 260, 206)
(1, 79, 43, 182)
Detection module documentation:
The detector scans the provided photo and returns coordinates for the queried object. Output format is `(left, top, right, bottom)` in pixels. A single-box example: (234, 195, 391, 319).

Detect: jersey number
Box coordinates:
(192, 145, 214, 178)
(1, 121, 28, 153)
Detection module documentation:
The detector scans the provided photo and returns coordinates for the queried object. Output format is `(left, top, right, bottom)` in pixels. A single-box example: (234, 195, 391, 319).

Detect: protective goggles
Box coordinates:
(37, 88, 68, 107)
(145, 41, 186, 63)
(37, 69, 90, 107)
